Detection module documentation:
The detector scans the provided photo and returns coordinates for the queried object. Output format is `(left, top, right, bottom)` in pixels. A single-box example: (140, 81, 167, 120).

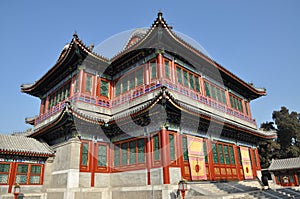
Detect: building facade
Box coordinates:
(1, 12, 276, 199)
(268, 157, 300, 187)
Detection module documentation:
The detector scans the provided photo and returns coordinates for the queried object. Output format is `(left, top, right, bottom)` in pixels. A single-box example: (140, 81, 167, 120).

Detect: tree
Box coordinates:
(272, 106, 300, 158)
(258, 121, 280, 168)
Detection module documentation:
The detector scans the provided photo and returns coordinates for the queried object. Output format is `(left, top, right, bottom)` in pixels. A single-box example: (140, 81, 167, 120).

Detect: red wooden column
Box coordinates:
(157, 53, 163, 80)
(146, 135, 152, 185)
(233, 145, 243, 180)
(225, 90, 231, 108)
(206, 139, 215, 180)
(8, 162, 16, 193)
(178, 134, 185, 180)
(78, 69, 84, 94)
(199, 77, 205, 96)
(254, 148, 261, 170)
(161, 128, 170, 184)
(250, 149, 257, 178)
(90, 141, 96, 187)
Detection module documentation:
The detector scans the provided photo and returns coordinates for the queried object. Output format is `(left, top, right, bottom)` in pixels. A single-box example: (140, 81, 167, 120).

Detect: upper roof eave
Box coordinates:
(21, 34, 109, 97)
(109, 12, 266, 100)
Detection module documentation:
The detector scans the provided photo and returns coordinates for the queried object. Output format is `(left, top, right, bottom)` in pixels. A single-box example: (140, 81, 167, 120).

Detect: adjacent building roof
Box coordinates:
(268, 157, 300, 171)
(0, 134, 54, 157)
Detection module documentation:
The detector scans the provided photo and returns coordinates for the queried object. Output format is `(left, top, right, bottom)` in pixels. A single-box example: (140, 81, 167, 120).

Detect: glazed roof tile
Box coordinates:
(0, 134, 53, 156)
(268, 157, 300, 171)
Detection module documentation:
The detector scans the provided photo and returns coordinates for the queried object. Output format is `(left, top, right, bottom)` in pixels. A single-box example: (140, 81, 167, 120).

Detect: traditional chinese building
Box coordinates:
(1, 12, 276, 199)
(268, 157, 300, 187)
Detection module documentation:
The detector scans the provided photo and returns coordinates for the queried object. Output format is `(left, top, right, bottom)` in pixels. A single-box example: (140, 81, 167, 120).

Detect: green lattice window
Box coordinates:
(182, 137, 188, 161)
(129, 72, 135, 90)
(151, 61, 157, 79)
(129, 141, 136, 165)
(30, 165, 41, 184)
(115, 81, 121, 96)
(224, 145, 230, 164)
(98, 145, 107, 167)
(221, 90, 227, 104)
(212, 143, 218, 163)
(153, 135, 160, 160)
(183, 70, 189, 87)
(218, 145, 225, 164)
(165, 61, 170, 79)
(100, 80, 109, 97)
(31, 165, 41, 174)
(114, 145, 120, 167)
(204, 81, 211, 97)
(211, 86, 217, 100)
(136, 68, 144, 86)
(74, 76, 79, 93)
(176, 67, 182, 84)
(229, 146, 236, 164)
(121, 143, 128, 166)
(122, 76, 128, 93)
(138, 139, 145, 163)
(85, 75, 92, 92)
(0, 164, 10, 184)
(169, 134, 175, 161)
(195, 77, 200, 92)
(203, 141, 208, 163)
(0, 164, 10, 173)
(189, 74, 194, 89)
(81, 143, 89, 166)
(16, 164, 28, 184)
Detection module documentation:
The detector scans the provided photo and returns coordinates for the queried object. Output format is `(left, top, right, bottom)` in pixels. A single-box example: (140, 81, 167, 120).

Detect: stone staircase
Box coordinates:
(184, 180, 300, 199)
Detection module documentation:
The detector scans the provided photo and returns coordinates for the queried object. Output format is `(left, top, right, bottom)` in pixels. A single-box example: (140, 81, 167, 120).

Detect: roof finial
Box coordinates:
(158, 10, 163, 20)
(73, 31, 78, 39)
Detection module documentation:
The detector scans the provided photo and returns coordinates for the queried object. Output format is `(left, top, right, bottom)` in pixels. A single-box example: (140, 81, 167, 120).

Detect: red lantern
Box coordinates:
(178, 180, 188, 199)
(13, 183, 21, 199)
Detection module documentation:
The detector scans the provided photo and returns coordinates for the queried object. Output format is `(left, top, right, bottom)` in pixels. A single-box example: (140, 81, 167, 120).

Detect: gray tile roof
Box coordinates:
(268, 157, 300, 171)
(0, 134, 54, 156)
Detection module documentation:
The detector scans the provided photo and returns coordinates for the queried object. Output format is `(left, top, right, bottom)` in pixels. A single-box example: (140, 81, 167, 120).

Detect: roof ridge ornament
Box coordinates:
(151, 11, 170, 29)
(73, 31, 78, 39)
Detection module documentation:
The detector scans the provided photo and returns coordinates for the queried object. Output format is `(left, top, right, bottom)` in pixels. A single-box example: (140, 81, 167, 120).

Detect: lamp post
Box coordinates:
(13, 183, 21, 199)
(178, 179, 188, 199)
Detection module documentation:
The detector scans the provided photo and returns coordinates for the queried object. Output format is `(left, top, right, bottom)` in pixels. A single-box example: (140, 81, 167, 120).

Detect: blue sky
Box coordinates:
(0, 0, 299, 134)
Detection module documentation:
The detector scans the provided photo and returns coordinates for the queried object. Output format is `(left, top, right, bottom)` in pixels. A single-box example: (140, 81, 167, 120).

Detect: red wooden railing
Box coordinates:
(35, 78, 256, 125)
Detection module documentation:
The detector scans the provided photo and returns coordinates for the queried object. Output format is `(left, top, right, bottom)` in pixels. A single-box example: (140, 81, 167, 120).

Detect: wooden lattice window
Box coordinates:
(218, 144, 225, 164)
(224, 145, 230, 165)
(81, 142, 89, 167)
(212, 143, 218, 163)
(182, 137, 188, 161)
(165, 61, 170, 79)
(176, 66, 182, 84)
(229, 146, 236, 164)
(169, 134, 175, 161)
(15, 164, 28, 184)
(153, 135, 160, 161)
(137, 139, 145, 163)
(150, 61, 157, 79)
(29, 165, 41, 184)
(85, 75, 93, 93)
(129, 141, 136, 165)
(97, 145, 107, 167)
(183, 70, 189, 87)
(100, 80, 109, 97)
(136, 68, 144, 86)
(195, 76, 200, 93)
(121, 143, 128, 166)
(0, 163, 10, 184)
(114, 145, 120, 167)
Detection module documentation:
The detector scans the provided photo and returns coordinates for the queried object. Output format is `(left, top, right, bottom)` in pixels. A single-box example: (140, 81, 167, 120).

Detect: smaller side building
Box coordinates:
(0, 134, 54, 194)
(268, 157, 300, 186)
